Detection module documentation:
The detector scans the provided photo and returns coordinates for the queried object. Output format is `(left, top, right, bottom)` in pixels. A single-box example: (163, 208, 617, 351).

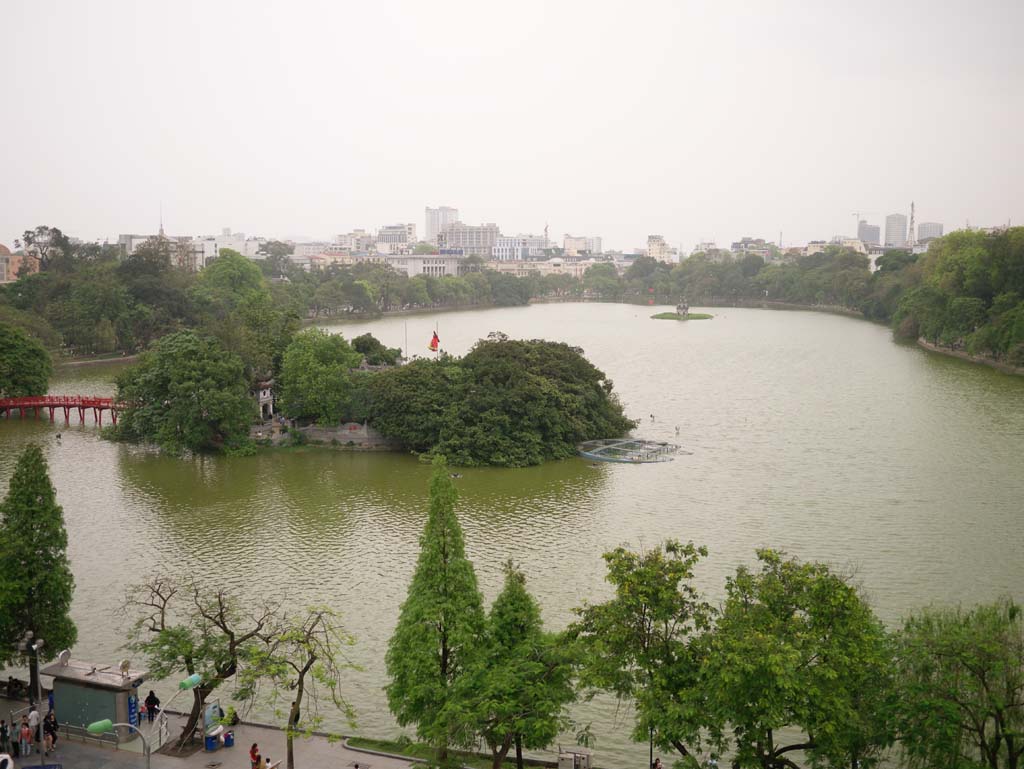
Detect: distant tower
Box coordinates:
(907, 201, 916, 247)
(158, 203, 165, 238)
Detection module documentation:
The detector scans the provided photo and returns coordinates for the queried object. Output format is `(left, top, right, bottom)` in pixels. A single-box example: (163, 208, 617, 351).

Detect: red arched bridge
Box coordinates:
(0, 395, 125, 426)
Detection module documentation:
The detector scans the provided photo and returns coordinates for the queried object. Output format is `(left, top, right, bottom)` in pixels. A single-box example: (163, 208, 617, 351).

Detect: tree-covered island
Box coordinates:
(108, 327, 636, 466)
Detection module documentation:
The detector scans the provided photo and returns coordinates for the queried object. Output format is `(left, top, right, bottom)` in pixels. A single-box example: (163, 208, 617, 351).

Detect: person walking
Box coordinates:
(18, 718, 31, 758)
(43, 712, 58, 755)
(0, 721, 7, 759)
(144, 691, 160, 723)
(250, 742, 260, 769)
(27, 707, 39, 753)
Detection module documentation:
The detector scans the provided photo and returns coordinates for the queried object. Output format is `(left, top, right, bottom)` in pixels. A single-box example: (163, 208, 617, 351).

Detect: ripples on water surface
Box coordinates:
(2, 304, 1023, 768)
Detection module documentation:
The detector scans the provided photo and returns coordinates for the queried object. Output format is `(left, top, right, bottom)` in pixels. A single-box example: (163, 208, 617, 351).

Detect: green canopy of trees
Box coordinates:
(113, 330, 254, 453)
(386, 459, 485, 762)
(0, 321, 52, 397)
(278, 328, 365, 425)
(369, 336, 636, 466)
(0, 445, 77, 692)
(894, 598, 1024, 769)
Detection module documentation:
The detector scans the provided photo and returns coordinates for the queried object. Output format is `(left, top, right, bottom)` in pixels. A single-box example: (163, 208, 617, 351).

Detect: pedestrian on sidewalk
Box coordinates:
(250, 742, 260, 769)
(144, 690, 160, 722)
(18, 718, 30, 758)
(27, 706, 39, 751)
(43, 711, 58, 755)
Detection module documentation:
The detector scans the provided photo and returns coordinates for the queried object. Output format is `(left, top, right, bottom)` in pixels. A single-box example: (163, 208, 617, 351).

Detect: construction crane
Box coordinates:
(851, 211, 880, 239)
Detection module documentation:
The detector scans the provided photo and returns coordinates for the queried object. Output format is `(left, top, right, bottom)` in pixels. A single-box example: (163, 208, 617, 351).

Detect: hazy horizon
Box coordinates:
(2, 0, 1022, 252)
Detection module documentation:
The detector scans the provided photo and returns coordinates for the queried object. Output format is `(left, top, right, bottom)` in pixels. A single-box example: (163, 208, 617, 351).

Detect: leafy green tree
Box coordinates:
(0, 321, 52, 397)
(192, 248, 268, 316)
(19, 225, 73, 271)
(125, 577, 277, 749)
(368, 338, 635, 467)
(385, 459, 485, 764)
(0, 445, 77, 695)
(278, 328, 364, 424)
(706, 550, 893, 769)
(414, 243, 437, 254)
(237, 607, 357, 769)
(114, 331, 254, 453)
(352, 333, 401, 365)
(894, 598, 1024, 769)
(452, 561, 576, 769)
(572, 541, 714, 765)
(582, 263, 622, 299)
(368, 358, 464, 450)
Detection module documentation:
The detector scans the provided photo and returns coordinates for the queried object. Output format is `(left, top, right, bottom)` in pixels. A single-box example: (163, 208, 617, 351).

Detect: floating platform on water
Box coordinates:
(578, 438, 681, 464)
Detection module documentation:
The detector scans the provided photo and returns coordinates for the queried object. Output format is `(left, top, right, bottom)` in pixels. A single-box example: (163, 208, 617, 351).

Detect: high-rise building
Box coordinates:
(918, 222, 944, 241)
(376, 223, 418, 254)
(884, 213, 908, 248)
(437, 222, 500, 256)
(563, 234, 602, 256)
(857, 220, 880, 245)
(425, 206, 459, 244)
(647, 235, 677, 263)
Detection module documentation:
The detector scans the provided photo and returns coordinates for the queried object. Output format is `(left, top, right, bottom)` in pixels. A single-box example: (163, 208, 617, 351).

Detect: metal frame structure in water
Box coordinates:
(577, 438, 680, 464)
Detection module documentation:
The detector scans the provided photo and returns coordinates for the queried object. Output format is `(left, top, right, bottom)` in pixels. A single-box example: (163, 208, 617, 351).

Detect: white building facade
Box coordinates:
(885, 213, 908, 248)
(386, 254, 465, 277)
(491, 234, 549, 261)
(425, 206, 459, 244)
(563, 234, 602, 256)
(376, 223, 417, 255)
(438, 222, 500, 256)
(918, 222, 944, 241)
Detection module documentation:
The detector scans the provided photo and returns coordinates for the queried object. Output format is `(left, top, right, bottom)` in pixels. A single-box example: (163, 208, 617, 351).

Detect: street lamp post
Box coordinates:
(16, 633, 44, 769)
(30, 640, 44, 769)
(87, 719, 150, 769)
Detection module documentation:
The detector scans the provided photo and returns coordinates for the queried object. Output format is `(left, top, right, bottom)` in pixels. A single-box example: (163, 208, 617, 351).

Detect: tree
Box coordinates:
(237, 607, 357, 769)
(192, 248, 268, 317)
(0, 445, 77, 695)
(894, 598, 1024, 769)
(0, 322, 52, 397)
(453, 561, 576, 769)
(19, 226, 73, 271)
(582, 263, 621, 299)
(368, 338, 636, 467)
(385, 458, 485, 764)
(705, 550, 893, 769)
(125, 577, 276, 750)
(572, 541, 714, 765)
(278, 328, 364, 424)
(114, 331, 254, 453)
(351, 333, 401, 366)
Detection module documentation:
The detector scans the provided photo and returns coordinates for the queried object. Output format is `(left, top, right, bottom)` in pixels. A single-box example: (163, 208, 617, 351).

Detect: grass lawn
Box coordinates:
(347, 736, 555, 769)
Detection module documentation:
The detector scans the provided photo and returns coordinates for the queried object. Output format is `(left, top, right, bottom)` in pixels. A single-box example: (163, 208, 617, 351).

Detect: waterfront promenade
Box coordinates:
(0, 697, 414, 769)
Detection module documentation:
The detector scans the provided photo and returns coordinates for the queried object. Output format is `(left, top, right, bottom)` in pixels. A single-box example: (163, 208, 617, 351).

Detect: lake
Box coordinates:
(2, 303, 1023, 768)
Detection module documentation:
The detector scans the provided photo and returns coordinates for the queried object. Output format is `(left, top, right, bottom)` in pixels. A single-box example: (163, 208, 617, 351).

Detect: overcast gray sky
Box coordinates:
(2, 0, 1022, 252)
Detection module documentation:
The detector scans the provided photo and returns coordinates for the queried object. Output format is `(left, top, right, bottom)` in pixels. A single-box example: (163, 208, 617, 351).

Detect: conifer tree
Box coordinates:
(0, 445, 77, 694)
(453, 560, 576, 769)
(385, 457, 484, 764)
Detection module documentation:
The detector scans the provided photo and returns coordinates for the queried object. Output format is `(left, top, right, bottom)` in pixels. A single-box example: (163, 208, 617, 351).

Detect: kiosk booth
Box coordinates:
(40, 656, 148, 743)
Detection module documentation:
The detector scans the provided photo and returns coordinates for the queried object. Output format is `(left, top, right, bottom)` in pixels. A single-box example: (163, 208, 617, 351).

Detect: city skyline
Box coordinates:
(2, 1, 1021, 252)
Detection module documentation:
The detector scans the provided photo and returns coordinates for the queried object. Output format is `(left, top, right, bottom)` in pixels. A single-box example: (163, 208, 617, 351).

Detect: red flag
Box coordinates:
(428, 331, 440, 352)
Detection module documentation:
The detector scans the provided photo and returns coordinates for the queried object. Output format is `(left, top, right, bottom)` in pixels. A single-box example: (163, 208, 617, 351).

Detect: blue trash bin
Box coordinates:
(223, 731, 235, 748)
(204, 735, 219, 751)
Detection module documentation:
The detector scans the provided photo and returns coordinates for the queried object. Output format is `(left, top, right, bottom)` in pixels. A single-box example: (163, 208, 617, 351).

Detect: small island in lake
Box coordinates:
(651, 312, 713, 321)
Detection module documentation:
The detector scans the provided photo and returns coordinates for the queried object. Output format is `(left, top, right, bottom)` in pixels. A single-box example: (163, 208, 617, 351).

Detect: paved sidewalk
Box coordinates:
(7, 712, 415, 769)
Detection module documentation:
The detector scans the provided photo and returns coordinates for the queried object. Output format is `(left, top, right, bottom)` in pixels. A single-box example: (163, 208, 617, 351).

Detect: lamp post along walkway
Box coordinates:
(87, 719, 151, 769)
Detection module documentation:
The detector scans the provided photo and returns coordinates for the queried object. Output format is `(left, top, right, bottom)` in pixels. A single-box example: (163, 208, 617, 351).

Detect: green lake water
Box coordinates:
(2, 303, 1023, 767)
